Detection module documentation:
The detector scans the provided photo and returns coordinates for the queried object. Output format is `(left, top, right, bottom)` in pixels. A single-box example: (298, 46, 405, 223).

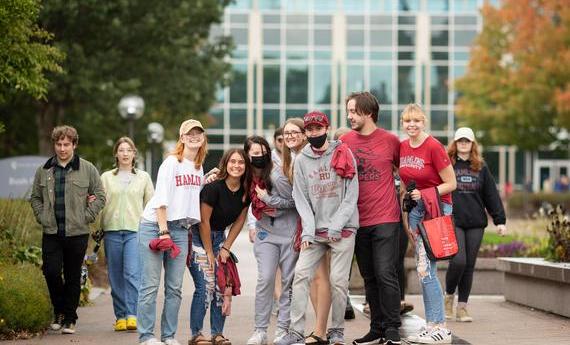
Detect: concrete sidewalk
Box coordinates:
(5, 230, 569, 344)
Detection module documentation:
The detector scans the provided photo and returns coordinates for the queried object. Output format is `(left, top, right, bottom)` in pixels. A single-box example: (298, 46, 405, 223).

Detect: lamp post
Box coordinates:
(147, 122, 164, 183)
(118, 95, 145, 139)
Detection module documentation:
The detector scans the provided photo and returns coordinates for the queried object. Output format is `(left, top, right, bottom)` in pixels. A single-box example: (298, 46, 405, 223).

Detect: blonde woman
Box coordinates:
(137, 119, 207, 345)
(101, 137, 154, 332)
(399, 104, 456, 344)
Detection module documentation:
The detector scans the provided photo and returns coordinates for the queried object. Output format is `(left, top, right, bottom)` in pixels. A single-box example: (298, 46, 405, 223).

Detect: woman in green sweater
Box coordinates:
(100, 137, 154, 332)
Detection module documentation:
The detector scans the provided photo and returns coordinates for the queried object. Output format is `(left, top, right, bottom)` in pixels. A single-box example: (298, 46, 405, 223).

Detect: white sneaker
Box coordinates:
(247, 329, 268, 345)
(414, 327, 452, 344)
(273, 327, 287, 343)
(407, 327, 430, 343)
(140, 338, 165, 345)
(164, 338, 182, 345)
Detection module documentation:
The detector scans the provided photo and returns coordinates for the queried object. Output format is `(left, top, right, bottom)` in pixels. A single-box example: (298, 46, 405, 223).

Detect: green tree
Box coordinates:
(455, 0, 570, 150)
(0, 0, 63, 136)
(1, 0, 232, 168)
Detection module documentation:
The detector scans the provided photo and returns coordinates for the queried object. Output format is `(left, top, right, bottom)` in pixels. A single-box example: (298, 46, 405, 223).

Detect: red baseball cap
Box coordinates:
(303, 111, 330, 128)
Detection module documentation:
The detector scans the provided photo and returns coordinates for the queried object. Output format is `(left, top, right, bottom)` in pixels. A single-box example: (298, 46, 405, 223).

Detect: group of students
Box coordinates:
(33, 91, 507, 345)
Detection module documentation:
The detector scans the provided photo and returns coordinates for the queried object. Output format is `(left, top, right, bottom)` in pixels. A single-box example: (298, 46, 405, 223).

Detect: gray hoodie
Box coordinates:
(251, 156, 298, 238)
(292, 140, 359, 243)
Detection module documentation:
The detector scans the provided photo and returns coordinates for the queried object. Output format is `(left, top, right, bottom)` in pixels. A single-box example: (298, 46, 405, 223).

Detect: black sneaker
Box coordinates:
(383, 327, 401, 345)
(62, 322, 76, 334)
(344, 305, 355, 320)
(352, 331, 383, 345)
(50, 314, 64, 331)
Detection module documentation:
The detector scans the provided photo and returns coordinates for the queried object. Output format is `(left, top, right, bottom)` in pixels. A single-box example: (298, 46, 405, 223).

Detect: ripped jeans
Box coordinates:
(189, 227, 226, 336)
(407, 200, 452, 325)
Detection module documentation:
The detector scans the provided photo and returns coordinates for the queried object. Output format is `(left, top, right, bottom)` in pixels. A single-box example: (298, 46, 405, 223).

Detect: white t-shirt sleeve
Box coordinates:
(152, 156, 176, 209)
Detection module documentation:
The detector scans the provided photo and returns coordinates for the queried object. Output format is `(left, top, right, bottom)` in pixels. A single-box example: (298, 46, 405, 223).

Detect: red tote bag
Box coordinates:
(418, 215, 458, 261)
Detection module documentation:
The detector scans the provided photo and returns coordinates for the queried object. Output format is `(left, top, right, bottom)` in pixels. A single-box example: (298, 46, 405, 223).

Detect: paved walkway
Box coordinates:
(5, 231, 569, 344)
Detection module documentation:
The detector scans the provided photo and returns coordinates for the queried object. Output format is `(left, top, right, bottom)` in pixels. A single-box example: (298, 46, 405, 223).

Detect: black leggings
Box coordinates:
(445, 226, 484, 302)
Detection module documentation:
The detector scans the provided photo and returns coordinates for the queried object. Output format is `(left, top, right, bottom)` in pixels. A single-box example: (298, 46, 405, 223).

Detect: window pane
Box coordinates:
(230, 0, 251, 9)
(431, 30, 449, 46)
(379, 109, 392, 130)
(346, 15, 365, 25)
(285, 108, 308, 118)
(370, 1, 394, 12)
(286, 15, 308, 25)
(454, 51, 470, 60)
(370, 65, 393, 104)
(313, 64, 331, 104)
(347, 50, 365, 60)
(427, 0, 449, 12)
(371, 51, 392, 60)
(286, 65, 308, 103)
(207, 108, 224, 129)
(454, 15, 477, 25)
(344, 0, 365, 12)
(230, 134, 247, 144)
(314, 29, 332, 46)
(314, 15, 332, 24)
(286, 50, 309, 60)
(263, 14, 280, 24)
(399, 0, 420, 11)
(398, 30, 415, 46)
(314, 50, 332, 60)
(229, 108, 247, 129)
(370, 30, 393, 47)
(370, 15, 393, 25)
(264, 29, 280, 45)
(454, 30, 477, 47)
(430, 111, 448, 131)
(263, 49, 280, 59)
(398, 51, 414, 60)
(230, 64, 247, 103)
(208, 135, 224, 144)
(398, 16, 416, 25)
(431, 66, 449, 105)
(455, 0, 478, 12)
(263, 108, 280, 130)
(287, 29, 308, 46)
(398, 66, 415, 104)
(259, 0, 281, 10)
(432, 51, 449, 60)
(230, 14, 249, 24)
(347, 64, 365, 94)
(264, 65, 280, 104)
(347, 29, 365, 46)
(431, 16, 449, 25)
(231, 28, 248, 45)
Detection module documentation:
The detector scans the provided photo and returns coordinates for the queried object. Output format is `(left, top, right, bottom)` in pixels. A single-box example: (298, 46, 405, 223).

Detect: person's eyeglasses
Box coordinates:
(283, 131, 303, 137)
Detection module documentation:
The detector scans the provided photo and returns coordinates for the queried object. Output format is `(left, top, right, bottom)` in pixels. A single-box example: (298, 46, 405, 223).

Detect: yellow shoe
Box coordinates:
(444, 294, 454, 320)
(456, 306, 473, 322)
(114, 319, 127, 331)
(126, 317, 137, 330)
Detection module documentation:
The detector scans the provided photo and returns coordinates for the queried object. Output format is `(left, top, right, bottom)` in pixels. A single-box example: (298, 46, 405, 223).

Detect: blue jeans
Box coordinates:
(189, 227, 226, 336)
(407, 200, 453, 325)
(137, 221, 189, 342)
(104, 230, 140, 320)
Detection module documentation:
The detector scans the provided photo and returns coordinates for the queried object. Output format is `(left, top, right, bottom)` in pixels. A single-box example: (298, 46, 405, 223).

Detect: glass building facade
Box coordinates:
(204, 0, 499, 165)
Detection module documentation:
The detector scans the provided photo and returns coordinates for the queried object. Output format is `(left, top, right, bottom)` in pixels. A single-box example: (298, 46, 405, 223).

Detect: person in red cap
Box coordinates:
(276, 111, 359, 345)
(137, 119, 208, 345)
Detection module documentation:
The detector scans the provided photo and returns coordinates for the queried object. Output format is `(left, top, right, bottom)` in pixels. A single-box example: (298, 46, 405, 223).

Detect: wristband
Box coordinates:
(221, 246, 231, 253)
(158, 229, 170, 236)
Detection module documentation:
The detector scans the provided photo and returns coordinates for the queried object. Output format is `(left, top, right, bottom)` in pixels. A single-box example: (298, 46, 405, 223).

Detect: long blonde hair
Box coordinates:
(282, 118, 307, 183)
(171, 132, 208, 169)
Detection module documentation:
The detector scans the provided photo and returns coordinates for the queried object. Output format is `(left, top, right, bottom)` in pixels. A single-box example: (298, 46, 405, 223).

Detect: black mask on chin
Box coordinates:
(307, 133, 328, 148)
(251, 155, 269, 169)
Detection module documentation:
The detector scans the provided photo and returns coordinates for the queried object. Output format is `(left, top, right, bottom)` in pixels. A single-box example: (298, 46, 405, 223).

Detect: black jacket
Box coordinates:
(452, 158, 506, 229)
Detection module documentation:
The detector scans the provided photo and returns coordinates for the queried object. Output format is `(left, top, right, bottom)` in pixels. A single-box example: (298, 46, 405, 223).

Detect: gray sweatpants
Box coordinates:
(253, 229, 299, 331)
(289, 234, 355, 334)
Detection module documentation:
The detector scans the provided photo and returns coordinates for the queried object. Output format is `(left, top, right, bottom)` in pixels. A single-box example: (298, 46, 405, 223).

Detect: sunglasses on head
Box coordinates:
(305, 114, 326, 122)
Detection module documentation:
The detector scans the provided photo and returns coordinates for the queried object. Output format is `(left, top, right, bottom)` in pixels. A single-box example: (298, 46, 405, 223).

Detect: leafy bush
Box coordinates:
(544, 205, 570, 262)
(479, 232, 546, 258)
(508, 192, 570, 217)
(0, 262, 52, 338)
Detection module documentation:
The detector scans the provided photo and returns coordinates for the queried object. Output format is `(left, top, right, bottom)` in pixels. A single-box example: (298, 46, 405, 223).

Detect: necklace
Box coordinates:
(225, 180, 240, 195)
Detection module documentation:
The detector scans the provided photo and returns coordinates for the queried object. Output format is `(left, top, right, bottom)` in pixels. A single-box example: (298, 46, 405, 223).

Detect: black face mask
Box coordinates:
(251, 155, 269, 169)
(307, 133, 328, 148)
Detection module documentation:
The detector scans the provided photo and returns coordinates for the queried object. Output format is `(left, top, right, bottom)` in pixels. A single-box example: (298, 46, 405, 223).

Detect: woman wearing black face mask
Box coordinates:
(244, 135, 301, 345)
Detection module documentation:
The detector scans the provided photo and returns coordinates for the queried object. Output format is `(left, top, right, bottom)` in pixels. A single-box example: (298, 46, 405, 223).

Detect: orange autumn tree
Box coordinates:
(456, 0, 570, 150)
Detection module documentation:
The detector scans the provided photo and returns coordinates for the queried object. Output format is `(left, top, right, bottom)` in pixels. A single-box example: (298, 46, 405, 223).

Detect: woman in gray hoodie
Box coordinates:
(276, 111, 359, 345)
(245, 135, 300, 345)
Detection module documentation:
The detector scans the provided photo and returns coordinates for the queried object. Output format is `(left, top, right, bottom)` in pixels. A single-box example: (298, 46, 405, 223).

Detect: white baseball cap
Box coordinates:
(454, 127, 475, 142)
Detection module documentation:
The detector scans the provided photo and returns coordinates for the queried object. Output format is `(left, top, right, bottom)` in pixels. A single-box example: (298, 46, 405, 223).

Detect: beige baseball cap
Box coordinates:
(179, 119, 204, 136)
(454, 127, 475, 142)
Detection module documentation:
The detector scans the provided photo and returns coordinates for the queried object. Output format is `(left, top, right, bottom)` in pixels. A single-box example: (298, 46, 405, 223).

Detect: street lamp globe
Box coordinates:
(147, 122, 164, 144)
(118, 95, 145, 138)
